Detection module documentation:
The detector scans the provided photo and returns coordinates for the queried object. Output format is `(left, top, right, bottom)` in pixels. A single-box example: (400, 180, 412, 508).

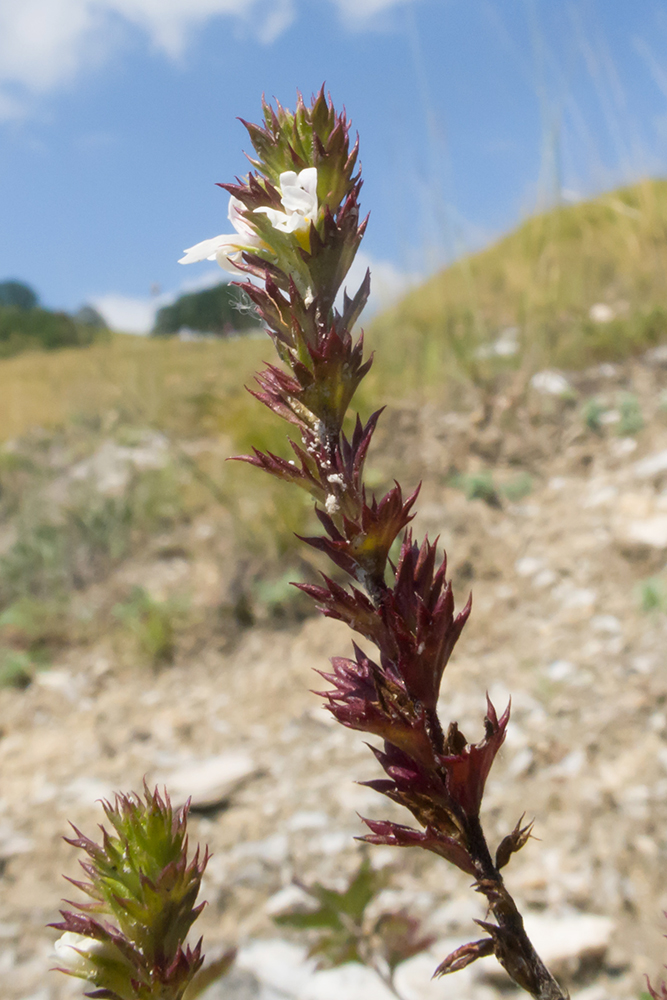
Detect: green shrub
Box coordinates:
(451, 470, 502, 507)
(0, 306, 103, 357)
(0, 648, 35, 688)
(582, 397, 606, 433)
(617, 392, 644, 436)
(112, 586, 184, 667)
(153, 283, 260, 337)
(0, 280, 38, 310)
(501, 472, 533, 502)
(637, 577, 667, 613)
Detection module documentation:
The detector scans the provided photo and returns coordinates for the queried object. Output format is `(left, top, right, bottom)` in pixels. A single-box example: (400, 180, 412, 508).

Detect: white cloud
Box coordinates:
(93, 252, 419, 334)
(92, 292, 160, 334)
(92, 266, 223, 333)
(0, 0, 295, 109)
(0, 0, 414, 117)
(330, 0, 417, 28)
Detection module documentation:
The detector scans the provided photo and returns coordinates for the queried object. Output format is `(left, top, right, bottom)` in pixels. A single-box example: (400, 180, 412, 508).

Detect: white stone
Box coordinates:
(61, 776, 115, 805)
(157, 752, 256, 809)
(552, 749, 585, 778)
(589, 302, 615, 323)
(395, 949, 478, 1000)
(0, 822, 33, 859)
(531, 371, 571, 396)
(232, 834, 290, 866)
(265, 885, 314, 916)
(301, 962, 394, 1000)
(534, 569, 557, 588)
(515, 556, 544, 577)
(476, 911, 614, 981)
(590, 614, 621, 634)
(609, 437, 638, 457)
(236, 939, 314, 996)
(583, 485, 618, 508)
(508, 747, 534, 777)
(70, 433, 169, 495)
(623, 516, 667, 549)
(635, 449, 667, 478)
(309, 830, 354, 855)
(287, 810, 329, 831)
(546, 660, 575, 681)
(557, 587, 597, 610)
(644, 344, 667, 366)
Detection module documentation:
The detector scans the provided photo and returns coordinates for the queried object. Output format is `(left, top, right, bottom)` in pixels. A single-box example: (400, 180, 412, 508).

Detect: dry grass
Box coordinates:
(4, 177, 667, 445)
(366, 177, 667, 399)
(0, 333, 268, 442)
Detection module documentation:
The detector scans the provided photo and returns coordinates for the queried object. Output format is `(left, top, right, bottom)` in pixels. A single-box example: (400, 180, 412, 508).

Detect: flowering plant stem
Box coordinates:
(182, 87, 568, 1000)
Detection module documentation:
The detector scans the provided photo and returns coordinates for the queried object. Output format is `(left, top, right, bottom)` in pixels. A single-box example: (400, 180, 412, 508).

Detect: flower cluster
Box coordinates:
(181, 88, 567, 1000)
(52, 786, 213, 1000)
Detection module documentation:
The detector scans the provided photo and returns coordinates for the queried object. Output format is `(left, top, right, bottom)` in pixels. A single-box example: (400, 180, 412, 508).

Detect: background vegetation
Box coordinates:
(152, 282, 261, 337)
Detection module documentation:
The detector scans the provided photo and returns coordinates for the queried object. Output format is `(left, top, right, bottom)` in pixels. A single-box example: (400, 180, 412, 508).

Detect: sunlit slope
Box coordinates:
(0, 333, 268, 441)
(367, 178, 667, 391)
(4, 179, 667, 442)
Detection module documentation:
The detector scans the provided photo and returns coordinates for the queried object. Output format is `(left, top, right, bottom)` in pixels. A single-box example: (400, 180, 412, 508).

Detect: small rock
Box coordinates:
(265, 884, 313, 916)
(552, 749, 586, 778)
(61, 776, 115, 805)
(476, 911, 614, 981)
(620, 516, 667, 550)
(396, 949, 482, 1000)
(157, 752, 256, 809)
(287, 810, 329, 831)
(236, 939, 313, 996)
(531, 371, 572, 396)
(583, 485, 618, 508)
(0, 822, 33, 859)
(634, 449, 667, 479)
(302, 962, 395, 1000)
(589, 303, 615, 323)
(644, 344, 667, 366)
(609, 437, 638, 457)
(555, 587, 597, 610)
(534, 568, 557, 588)
(232, 834, 290, 866)
(590, 615, 621, 634)
(546, 660, 575, 681)
(515, 556, 544, 577)
(34, 669, 80, 701)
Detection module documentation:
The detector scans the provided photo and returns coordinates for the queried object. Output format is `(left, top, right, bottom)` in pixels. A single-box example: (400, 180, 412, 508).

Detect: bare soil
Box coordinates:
(2, 353, 667, 1000)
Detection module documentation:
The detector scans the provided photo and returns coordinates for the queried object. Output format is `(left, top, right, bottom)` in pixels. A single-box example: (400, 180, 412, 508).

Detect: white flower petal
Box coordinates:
(254, 206, 289, 228)
(279, 168, 318, 218)
(179, 235, 234, 265)
(53, 932, 111, 974)
(228, 196, 257, 240)
(297, 167, 318, 201)
(214, 248, 245, 273)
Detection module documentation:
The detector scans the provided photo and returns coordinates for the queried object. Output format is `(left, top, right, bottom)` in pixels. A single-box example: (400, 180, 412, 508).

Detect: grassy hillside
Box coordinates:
(0, 333, 266, 441)
(2, 178, 667, 442)
(366, 178, 667, 396)
(0, 180, 666, 686)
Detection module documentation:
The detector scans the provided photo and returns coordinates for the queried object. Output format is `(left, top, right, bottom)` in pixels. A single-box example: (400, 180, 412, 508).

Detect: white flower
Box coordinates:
(179, 195, 262, 272)
(254, 167, 318, 235)
(53, 931, 115, 977)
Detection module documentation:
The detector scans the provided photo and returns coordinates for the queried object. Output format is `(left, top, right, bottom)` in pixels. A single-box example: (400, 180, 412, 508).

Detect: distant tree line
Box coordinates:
(152, 282, 260, 337)
(0, 280, 108, 358)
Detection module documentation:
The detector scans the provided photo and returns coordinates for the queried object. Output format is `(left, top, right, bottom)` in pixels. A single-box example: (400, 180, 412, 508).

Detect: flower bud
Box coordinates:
(51, 785, 208, 1000)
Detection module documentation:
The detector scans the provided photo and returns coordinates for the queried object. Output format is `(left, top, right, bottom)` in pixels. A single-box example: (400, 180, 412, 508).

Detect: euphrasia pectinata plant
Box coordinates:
(180, 87, 568, 1000)
(52, 786, 214, 1000)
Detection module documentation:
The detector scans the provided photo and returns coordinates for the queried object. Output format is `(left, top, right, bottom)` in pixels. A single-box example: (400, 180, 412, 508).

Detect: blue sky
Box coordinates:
(2, 0, 667, 331)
